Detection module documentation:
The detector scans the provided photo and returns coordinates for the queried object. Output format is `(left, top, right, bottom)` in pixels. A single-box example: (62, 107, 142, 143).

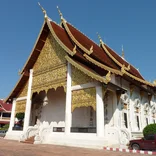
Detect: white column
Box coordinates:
(23, 69, 33, 131)
(149, 97, 154, 124)
(8, 98, 16, 132)
(96, 85, 104, 137)
(113, 92, 119, 127)
(65, 62, 72, 134)
(129, 98, 134, 131)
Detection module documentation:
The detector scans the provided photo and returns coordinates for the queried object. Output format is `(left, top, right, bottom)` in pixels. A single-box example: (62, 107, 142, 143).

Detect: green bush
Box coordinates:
(0, 124, 9, 130)
(143, 123, 156, 136)
(15, 112, 25, 120)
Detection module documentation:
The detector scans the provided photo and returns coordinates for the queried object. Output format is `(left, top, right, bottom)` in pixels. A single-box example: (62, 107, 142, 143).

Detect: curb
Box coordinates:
(103, 147, 156, 155)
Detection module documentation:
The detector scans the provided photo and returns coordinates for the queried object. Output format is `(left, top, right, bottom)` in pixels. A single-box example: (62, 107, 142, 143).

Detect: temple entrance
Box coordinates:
(71, 106, 96, 133)
(30, 87, 66, 130)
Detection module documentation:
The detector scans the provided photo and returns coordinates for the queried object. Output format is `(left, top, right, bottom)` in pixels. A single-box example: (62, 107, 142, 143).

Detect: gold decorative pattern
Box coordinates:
(33, 33, 66, 73)
(46, 19, 76, 56)
(62, 19, 93, 55)
(32, 66, 67, 93)
(101, 43, 130, 71)
(72, 88, 96, 111)
(83, 54, 122, 75)
(32, 33, 67, 93)
(17, 80, 28, 98)
(121, 66, 155, 87)
(72, 66, 94, 86)
(15, 100, 26, 113)
(66, 55, 111, 84)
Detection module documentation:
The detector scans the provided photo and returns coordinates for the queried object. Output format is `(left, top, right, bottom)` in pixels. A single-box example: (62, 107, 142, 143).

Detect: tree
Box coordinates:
(15, 112, 25, 120)
(143, 124, 156, 136)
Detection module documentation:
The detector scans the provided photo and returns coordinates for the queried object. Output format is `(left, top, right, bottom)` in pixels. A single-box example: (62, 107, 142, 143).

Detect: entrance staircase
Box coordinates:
(20, 136, 35, 144)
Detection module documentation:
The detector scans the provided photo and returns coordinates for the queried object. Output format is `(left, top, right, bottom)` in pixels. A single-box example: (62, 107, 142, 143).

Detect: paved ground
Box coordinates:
(0, 138, 143, 156)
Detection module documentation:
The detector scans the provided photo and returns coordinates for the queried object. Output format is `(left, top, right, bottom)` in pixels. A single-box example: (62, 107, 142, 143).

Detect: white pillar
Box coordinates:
(113, 92, 119, 127)
(8, 98, 16, 132)
(129, 98, 134, 131)
(149, 97, 154, 124)
(96, 85, 104, 137)
(23, 69, 33, 131)
(65, 62, 72, 134)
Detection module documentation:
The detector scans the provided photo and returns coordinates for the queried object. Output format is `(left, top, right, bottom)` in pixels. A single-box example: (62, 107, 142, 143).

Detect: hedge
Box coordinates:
(143, 123, 156, 136)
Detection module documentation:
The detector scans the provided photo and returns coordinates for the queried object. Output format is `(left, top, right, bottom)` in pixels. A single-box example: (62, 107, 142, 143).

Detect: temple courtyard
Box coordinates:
(0, 138, 144, 156)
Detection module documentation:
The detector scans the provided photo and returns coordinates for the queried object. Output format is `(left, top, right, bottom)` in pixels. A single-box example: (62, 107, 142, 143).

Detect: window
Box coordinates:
(145, 135, 155, 140)
(146, 118, 148, 125)
(124, 113, 128, 128)
(136, 116, 140, 130)
(2, 113, 11, 118)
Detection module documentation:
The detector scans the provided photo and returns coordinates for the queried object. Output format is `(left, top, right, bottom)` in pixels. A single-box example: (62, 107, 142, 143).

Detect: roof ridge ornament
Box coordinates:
(90, 45, 93, 53)
(57, 6, 63, 20)
(38, 2, 47, 19)
(121, 45, 124, 59)
(73, 45, 77, 54)
(97, 32, 103, 44)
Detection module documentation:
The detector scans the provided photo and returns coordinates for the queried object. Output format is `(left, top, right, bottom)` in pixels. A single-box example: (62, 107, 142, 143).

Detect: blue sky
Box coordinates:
(0, 0, 156, 98)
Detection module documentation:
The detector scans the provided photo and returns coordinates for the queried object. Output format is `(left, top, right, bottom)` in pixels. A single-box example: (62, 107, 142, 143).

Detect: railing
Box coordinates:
(0, 117, 10, 120)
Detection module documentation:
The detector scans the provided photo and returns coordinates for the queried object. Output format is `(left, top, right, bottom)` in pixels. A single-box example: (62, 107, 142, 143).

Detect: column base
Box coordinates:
(5, 130, 23, 141)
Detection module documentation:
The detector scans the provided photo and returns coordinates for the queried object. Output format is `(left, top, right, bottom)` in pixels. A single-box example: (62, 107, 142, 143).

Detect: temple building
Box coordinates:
(5, 5, 156, 148)
(0, 100, 12, 127)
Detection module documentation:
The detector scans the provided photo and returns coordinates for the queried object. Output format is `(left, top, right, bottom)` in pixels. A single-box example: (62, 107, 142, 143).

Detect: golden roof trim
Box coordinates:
(62, 19, 93, 55)
(101, 43, 130, 71)
(121, 65, 155, 87)
(83, 54, 123, 76)
(65, 55, 111, 84)
(46, 19, 76, 56)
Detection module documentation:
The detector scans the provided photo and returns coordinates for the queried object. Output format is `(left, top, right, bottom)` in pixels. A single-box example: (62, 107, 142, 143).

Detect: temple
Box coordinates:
(5, 5, 156, 148)
(0, 100, 12, 128)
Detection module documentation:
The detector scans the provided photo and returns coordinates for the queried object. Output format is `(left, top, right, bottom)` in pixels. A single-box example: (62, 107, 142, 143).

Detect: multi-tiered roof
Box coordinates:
(6, 5, 156, 102)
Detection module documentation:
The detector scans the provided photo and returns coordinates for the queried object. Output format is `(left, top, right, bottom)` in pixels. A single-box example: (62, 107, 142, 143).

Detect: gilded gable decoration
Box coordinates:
(15, 100, 26, 113)
(32, 33, 67, 93)
(17, 80, 28, 98)
(71, 66, 94, 86)
(72, 87, 96, 112)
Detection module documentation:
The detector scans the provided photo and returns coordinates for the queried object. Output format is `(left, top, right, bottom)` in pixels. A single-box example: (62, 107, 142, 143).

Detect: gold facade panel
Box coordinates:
(17, 80, 28, 98)
(33, 33, 66, 73)
(72, 66, 94, 86)
(15, 100, 26, 113)
(72, 87, 96, 111)
(32, 65, 67, 93)
(32, 33, 67, 93)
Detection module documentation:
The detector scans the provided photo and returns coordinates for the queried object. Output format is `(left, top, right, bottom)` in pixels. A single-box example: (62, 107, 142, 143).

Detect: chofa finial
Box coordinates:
(38, 2, 47, 19)
(57, 6, 63, 19)
(96, 32, 103, 44)
(121, 45, 124, 58)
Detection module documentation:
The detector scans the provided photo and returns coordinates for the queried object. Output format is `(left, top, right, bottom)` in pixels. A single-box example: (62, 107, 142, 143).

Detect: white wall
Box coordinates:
(72, 107, 96, 127)
(40, 87, 66, 127)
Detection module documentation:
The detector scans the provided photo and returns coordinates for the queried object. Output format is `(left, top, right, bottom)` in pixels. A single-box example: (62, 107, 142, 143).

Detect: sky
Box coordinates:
(0, 0, 156, 99)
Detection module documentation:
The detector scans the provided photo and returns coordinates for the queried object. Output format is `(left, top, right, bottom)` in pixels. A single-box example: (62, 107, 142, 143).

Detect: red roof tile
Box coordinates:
(0, 100, 12, 112)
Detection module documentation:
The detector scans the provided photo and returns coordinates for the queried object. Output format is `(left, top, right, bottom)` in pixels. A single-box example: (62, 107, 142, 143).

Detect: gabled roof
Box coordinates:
(0, 100, 12, 112)
(5, 9, 156, 102)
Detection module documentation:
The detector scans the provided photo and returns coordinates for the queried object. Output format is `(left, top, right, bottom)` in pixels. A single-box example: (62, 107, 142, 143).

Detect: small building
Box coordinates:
(5, 6, 156, 148)
(0, 100, 12, 128)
